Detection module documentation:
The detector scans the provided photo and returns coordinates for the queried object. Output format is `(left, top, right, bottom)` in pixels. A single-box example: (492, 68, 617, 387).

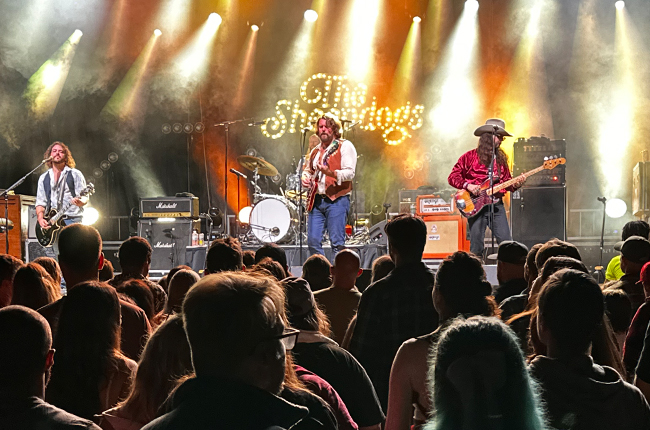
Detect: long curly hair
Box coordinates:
(476, 133, 508, 168)
(44, 141, 76, 169)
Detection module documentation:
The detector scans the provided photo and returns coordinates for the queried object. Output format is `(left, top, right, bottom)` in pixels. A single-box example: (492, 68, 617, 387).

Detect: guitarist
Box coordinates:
(301, 114, 357, 257)
(448, 119, 526, 258)
(35, 142, 88, 240)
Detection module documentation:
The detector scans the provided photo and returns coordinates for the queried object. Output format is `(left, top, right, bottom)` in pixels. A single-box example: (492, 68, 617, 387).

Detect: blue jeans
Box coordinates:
(468, 201, 512, 258)
(308, 195, 350, 257)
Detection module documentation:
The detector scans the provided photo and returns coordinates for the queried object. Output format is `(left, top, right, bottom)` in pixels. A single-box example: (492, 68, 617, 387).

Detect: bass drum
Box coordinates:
(250, 196, 298, 243)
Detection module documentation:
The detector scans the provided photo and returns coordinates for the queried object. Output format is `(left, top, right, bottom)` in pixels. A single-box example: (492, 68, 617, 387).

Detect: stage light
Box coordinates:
(82, 207, 100, 226)
(176, 13, 222, 79)
(606, 198, 627, 218)
(347, 0, 381, 81)
(24, 30, 83, 119)
(391, 15, 422, 110)
(465, 0, 479, 12)
(413, 16, 421, 23)
(615, 1, 625, 10)
(251, 24, 259, 31)
(208, 13, 222, 26)
(304, 9, 318, 22)
(154, 29, 162, 36)
(238, 206, 252, 224)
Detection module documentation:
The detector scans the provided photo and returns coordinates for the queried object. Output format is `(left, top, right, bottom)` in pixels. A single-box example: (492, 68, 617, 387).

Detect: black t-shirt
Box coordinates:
(292, 342, 385, 427)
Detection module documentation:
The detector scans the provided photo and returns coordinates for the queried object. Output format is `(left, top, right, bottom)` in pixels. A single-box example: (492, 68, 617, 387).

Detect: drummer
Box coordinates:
(301, 113, 357, 257)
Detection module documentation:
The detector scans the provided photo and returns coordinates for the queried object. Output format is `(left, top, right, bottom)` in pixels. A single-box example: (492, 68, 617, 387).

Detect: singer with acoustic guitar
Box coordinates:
(448, 119, 526, 258)
(301, 113, 357, 257)
(35, 142, 89, 248)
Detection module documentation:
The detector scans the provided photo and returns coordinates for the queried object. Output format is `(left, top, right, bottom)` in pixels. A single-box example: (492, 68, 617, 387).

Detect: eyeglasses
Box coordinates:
(270, 328, 300, 351)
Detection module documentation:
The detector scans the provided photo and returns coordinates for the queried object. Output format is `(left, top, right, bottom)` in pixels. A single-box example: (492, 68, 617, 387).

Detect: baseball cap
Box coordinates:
(620, 236, 650, 264)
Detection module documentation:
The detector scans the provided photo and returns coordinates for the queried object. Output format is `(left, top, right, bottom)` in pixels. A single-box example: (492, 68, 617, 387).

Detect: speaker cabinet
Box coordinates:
(510, 186, 566, 249)
(137, 219, 199, 271)
(422, 214, 470, 259)
(25, 238, 54, 262)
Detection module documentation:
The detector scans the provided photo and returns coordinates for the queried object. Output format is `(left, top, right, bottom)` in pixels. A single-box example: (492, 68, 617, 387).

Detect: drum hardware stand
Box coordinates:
(229, 168, 248, 220)
(214, 117, 253, 237)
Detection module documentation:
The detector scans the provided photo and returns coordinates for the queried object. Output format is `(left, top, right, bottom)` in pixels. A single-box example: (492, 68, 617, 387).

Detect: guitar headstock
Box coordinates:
(542, 156, 566, 170)
(82, 182, 96, 197)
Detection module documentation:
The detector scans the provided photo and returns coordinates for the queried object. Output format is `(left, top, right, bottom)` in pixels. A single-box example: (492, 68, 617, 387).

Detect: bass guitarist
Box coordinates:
(448, 119, 525, 258)
(35, 142, 88, 242)
(301, 113, 357, 257)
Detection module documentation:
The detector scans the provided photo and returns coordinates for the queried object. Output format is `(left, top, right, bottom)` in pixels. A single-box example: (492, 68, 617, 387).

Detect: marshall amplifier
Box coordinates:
(140, 196, 199, 219)
(137, 219, 200, 271)
(513, 136, 566, 187)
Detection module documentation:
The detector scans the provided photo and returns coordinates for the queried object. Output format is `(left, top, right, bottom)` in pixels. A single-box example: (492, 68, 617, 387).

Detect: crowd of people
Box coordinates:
(2, 215, 650, 429)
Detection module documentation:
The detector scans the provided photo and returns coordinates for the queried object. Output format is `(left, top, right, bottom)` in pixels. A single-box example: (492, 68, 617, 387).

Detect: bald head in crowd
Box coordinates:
(331, 250, 362, 290)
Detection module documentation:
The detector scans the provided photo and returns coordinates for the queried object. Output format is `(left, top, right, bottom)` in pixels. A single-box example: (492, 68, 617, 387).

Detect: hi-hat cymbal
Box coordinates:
(237, 155, 279, 176)
(0, 218, 13, 230)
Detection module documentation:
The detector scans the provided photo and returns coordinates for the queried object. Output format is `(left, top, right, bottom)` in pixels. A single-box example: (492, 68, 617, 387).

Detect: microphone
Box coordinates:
(248, 120, 268, 126)
(43, 156, 54, 163)
(229, 168, 247, 179)
(302, 127, 311, 131)
(597, 197, 607, 203)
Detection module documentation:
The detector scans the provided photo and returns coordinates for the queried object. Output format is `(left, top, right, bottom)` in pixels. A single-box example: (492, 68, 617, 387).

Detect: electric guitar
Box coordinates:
(35, 183, 95, 247)
(306, 141, 340, 212)
(454, 157, 565, 218)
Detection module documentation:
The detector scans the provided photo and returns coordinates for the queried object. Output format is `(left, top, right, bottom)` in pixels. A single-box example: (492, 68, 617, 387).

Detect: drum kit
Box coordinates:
(235, 154, 307, 245)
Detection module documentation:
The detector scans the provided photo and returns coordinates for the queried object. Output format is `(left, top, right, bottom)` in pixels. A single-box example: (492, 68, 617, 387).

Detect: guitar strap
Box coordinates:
(44, 170, 77, 213)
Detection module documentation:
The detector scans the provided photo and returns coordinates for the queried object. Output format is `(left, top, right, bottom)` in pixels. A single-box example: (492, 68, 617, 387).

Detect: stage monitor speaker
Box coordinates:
(510, 186, 566, 249)
(422, 214, 470, 259)
(137, 219, 199, 271)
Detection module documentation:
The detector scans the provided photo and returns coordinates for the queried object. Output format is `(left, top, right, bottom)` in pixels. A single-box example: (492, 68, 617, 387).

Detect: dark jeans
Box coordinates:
(468, 201, 511, 257)
(308, 194, 350, 257)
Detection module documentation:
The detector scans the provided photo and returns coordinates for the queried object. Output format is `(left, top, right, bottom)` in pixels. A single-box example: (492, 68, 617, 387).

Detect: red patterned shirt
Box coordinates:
(448, 148, 515, 198)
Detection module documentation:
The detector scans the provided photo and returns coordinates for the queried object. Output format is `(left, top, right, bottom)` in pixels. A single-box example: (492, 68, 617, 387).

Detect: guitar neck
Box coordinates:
(486, 165, 545, 196)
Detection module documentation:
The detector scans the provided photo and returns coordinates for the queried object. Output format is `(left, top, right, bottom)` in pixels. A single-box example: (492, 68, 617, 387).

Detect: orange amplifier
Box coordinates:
(416, 193, 457, 216)
(422, 214, 471, 259)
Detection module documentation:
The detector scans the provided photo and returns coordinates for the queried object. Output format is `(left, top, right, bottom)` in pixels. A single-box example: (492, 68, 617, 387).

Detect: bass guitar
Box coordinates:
(35, 182, 95, 247)
(306, 140, 340, 212)
(454, 157, 565, 218)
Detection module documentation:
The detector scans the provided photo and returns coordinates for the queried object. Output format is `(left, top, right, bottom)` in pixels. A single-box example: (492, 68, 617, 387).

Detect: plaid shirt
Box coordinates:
(348, 262, 438, 410)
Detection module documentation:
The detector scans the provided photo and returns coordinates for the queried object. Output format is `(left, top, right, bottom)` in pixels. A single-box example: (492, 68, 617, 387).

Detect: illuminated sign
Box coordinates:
(260, 73, 425, 145)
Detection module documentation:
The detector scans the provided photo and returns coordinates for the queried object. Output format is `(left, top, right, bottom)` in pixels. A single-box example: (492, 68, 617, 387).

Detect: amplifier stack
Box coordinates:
(138, 196, 200, 271)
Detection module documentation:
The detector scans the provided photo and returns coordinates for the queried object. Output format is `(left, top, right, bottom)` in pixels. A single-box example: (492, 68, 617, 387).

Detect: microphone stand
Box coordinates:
(214, 117, 253, 237)
(298, 128, 308, 264)
(1, 158, 50, 254)
(596, 196, 607, 283)
(488, 127, 498, 261)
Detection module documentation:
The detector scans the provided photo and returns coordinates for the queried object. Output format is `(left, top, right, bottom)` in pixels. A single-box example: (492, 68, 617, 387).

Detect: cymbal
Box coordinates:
(0, 218, 13, 230)
(286, 190, 308, 200)
(237, 155, 279, 176)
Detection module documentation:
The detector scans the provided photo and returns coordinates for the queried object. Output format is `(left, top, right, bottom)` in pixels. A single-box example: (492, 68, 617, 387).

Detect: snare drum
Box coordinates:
(249, 195, 298, 243)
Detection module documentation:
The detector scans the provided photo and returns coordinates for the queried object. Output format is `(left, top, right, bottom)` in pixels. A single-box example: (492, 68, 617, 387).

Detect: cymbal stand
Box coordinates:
(213, 117, 253, 237)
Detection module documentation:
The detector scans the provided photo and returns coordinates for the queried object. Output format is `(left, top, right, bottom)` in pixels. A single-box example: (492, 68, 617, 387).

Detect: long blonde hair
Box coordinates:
(44, 141, 76, 169)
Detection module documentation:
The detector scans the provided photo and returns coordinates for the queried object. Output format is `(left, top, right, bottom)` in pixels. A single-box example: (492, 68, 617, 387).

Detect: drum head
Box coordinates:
(250, 197, 294, 243)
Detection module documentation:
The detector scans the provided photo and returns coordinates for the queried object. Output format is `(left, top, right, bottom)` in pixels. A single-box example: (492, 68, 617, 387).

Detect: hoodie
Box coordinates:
(529, 355, 650, 430)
